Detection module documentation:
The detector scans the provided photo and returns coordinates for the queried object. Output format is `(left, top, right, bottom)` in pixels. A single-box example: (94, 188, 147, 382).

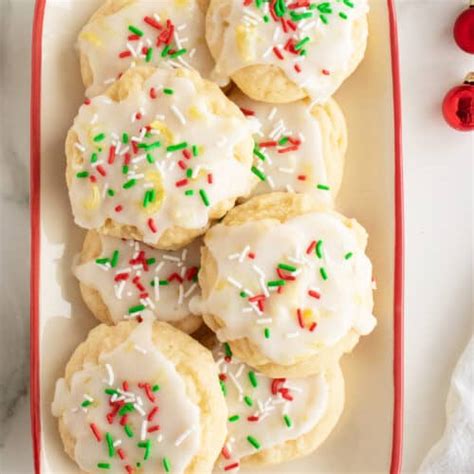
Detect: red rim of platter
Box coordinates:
(29, 1, 404, 472)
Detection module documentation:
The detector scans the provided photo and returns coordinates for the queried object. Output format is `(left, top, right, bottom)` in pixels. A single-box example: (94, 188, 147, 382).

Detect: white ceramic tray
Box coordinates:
(30, 1, 404, 472)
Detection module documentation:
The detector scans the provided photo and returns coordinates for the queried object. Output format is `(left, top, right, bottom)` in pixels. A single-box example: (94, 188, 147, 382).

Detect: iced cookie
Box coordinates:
(74, 230, 202, 333)
(209, 341, 344, 470)
(206, 0, 369, 103)
(65, 66, 255, 250)
(230, 89, 346, 202)
(79, 0, 214, 97)
(196, 193, 376, 377)
(52, 315, 227, 473)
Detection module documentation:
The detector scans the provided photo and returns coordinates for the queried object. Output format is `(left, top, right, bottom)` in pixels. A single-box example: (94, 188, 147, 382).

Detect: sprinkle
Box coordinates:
(267, 280, 285, 287)
(251, 166, 266, 181)
(345, 252, 353, 260)
(152, 384, 160, 392)
(123, 179, 136, 189)
(228, 415, 240, 422)
(320, 268, 328, 280)
(316, 240, 323, 258)
(248, 371, 258, 388)
(308, 289, 321, 299)
(163, 88, 174, 95)
(224, 342, 233, 358)
(192, 145, 199, 156)
(243, 396, 253, 407)
(105, 364, 114, 386)
(278, 263, 297, 272)
(90, 423, 102, 442)
(138, 439, 151, 460)
(283, 414, 292, 428)
(97, 463, 111, 470)
(224, 462, 240, 471)
(309, 322, 317, 332)
(124, 424, 134, 438)
(76, 171, 89, 178)
(246, 435, 261, 450)
(199, 189, 210, 207)
(93, 133, 105, 142)
(227, 276, 242, 289)
(162, 457, 171, 472)
(105, 433, 115, 457)
(128, 304, 145, 314)
(273, 46, 284, 60)
(264, 327, 271, 339)
(306, 240, 316, 254)
(317, 184, 330, 191)
(175, 427, 194, 446)
(128, 25, 144, 36)
(148, 218, 158, 233)
(167, 142, 188, 152)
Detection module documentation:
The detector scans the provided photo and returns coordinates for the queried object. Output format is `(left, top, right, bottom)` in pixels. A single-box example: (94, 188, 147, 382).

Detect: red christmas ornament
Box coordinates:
(442, 73, 474, 131)
(453, 1, 474, 53)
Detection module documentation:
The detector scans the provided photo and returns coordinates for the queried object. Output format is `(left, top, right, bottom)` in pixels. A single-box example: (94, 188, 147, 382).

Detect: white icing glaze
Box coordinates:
(52, 315, 201, 473)
(199, 212, 376, 364)
(231, 90, 333, 202)
(213, 343, 329, 470)
(79, 0, 214, 97)
(74, 233, 201, 324)
(208, 0, 368, 101)
(68, 68, 255, 245)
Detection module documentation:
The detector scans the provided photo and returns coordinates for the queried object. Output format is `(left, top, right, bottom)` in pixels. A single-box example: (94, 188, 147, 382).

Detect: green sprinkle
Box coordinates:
(339, 12, 348, 19)
(186, 168, 193, 178)
(81, 399, 92, 407)
(320, 14, 329, 24)
(76, 171, 89, 178)
(278, 136, 289, 145)
(248, 371, 258, 388)
(317, 184, 330, 191)
(228, 415, 240, 422)
(105, 388, 118, 395)
(146, 258, 156, 265)
(163, 88, 174, 95)
(93, 133, 105, 142)
(169, 48, 187, 58)
(167, 142, 188, 152)
(122, 133, 129, 144)
(128, 304, 145, 314)
(152, 384, 160, 392)
(161, 44, 171, 57)
(124, 425, 134, 438)
(294, 36, 310, 51)
(123, 179, 137, 189)
(143, 189, 155, 208)
(239, 291, 247, 298)
(122, 165, 129, 174)
(283, 414, 292, 428)
(199, 189, 210, 207)
(345, 252, 353, 260)
(320, 267, 328, 280)
(264, 327, 271, 339)
(146, 153, 155, 164)
(184, 189, 194, 196)
(90, 152, 98, 163)
(119, 403, 135, 416)
(159, 280, 169, 286)
(316, 240, 323, 258)
(263, 14, 269, 22)
(107, 189, 115, 197)
(224, 342, 233, 357)
(317, 2, 332, 14)
(128, 25, 144, 36)
(243, 396, 253, 407)
(110, 250, 119, 268)
(253, 146, 266, 161)
(106, 433, 114, 458)
(220, 380, 227, 396)
(267, 280, 285, 287)
(344, 0, 354, 7)
(291, 11, 313, 20)
(247, 435, 261, 450)
(251, 166, 266, 181)
(97, 463, 111, 469)
(95, 258, 109, 265)
(192, 144, 199, 156)
(162, 457, 171, 473)
(278, 263, 297, 272)
(138, 439, 151, 460)
(146, 47, 153, 62)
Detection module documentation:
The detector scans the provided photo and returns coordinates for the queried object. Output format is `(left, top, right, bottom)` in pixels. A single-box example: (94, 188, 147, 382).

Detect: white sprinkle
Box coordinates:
(181, 249, 188, 261)
(235, 364, 245, 378)
(175, 426, 195, 446)
(260, 278, 270, 297)
(83, 394, 93, 402)
(239, 245, 250, 263)
(263, 46, 273, 58)
(267, 107, 277, 121)
(229, 372, 243, 393)
(113, 439, 122, 448)
(134, 403, 146, 417)
(90, 114, 98, 125)
(256, 318, 272, 325)
(252, 264, 265, 278)
(178, 285, 184, 305)
(267, 176, 275, 189)
(154, 276, 160, 301)
(105, 364, 114, 386)
(134, 344, 147, 354)
(228, 253, 240, 260)
(140, 420, 148, 440)
(184, 283, 197, 298)
(171, 105, 186, 125)
(157, 434, 164, 443)
(227, 276, 242, 289)
(189, 48, 196, 58)
(163, 255, 180, 262)
(155, 262, 165, 273)
(74, 143, 86, 153)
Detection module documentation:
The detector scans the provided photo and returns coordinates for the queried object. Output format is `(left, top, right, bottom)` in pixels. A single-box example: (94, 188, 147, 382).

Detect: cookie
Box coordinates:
(65, 66, 255, 250)
(206, 0, 369, 103)
(195, 193, 376, 377)
(230, 89, 346, 202)
(79, 0, 214, 97)
(52, 314, 227, 473)
(211, 342, 344, 469)
(74, 230, 202, 333)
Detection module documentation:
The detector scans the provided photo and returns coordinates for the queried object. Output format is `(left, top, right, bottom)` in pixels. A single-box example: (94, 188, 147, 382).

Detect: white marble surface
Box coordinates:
(0, 0, 472, 473)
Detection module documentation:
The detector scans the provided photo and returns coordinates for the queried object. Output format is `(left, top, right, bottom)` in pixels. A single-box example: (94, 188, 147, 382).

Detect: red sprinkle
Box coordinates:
(306, 240, 317, 254)
(224, 463, 240, 471)
(248, 252, 256, 259)
(150, 87, 158, 99)
(182, 149, 192, 160)
(144, 16, 162, 30)
(119, 50, 132, 59)
(322, 69, 331, 76)
(271, 378, 286, 395)
(248, 294, 266, 303)
(185, 266, 198, 281)
(147, 425, 161, 433)
(122, 381, 129, 391)
(277, 268, 296, 281)
(294, 64, 302, 73)
(125, 465, 133, 474)
(128, 34, 140, 41)
(147, 406, 159, 421)
(221, 446, 231, 460)
(168, 272, 184, 284)
(297, 175, 307, 181)
(297, 309, 305, 328)
(308, 290, 321, 299)
(89, 175, 97, 183)
(278, 145, 299, 154)
(84, 98, 91, 105)
(114, 272, 130, 282)
(96, 165, 107, 177)
(309, 322, 318, 332)
(178, 160, 187, 170)
(247, 415, 259, 422)
(273, 46, 284, 60)
(219, 373, 227, 381)
(138, 382, 156, 403)
(175, 178, 188, 187)
(117, 448, 126, 460)
(239, 107, 255, 116)
(115, 205, 124, 213)
(207, 173, 213, 184)
(259, 140, 277, 148)
(147, 218, 157, 233)
(120, 415, 128, 426)
(90, 423, 102, 442)
(280, 388, 293, 401)
(108, 145, 116, 164)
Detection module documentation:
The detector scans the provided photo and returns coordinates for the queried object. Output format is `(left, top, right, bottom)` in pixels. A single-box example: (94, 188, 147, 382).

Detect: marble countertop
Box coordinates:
(0, 0, 472, 473)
